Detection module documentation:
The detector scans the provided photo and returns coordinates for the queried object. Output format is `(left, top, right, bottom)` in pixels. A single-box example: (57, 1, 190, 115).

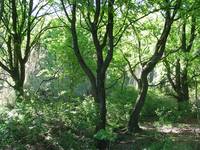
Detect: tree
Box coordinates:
(60, 0, 116, 149)
(127, 0, 181, 132)
(0, 0, 50, 97)
(164, 11, 197, 103)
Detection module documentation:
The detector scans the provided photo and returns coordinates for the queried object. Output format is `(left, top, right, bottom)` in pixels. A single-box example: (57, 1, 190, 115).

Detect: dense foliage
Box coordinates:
(0, 0, 200, 149)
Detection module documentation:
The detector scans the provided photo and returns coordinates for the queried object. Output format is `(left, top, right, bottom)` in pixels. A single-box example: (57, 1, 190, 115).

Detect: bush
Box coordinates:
(141, 90, 176, 121)
(107, 86, 138, 128)
(107, 86, 196, 127)
(0, 96, 96, 149)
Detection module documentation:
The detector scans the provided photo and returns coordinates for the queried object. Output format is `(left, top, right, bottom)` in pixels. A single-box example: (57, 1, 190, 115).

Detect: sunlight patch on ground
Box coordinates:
(141, 123, 200, 136)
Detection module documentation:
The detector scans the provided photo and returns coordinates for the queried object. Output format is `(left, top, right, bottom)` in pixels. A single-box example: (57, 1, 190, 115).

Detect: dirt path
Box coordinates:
(111, 122, 200, 150)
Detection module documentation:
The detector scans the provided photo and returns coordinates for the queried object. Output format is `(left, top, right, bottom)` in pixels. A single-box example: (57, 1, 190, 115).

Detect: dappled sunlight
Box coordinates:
(141, 123, 200, 136)
(112, 122, 200, 150)
(0, 0, 200, 149)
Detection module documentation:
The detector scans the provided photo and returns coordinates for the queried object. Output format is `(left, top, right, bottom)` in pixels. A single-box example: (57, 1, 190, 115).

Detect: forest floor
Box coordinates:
(111, 121, 200, 150)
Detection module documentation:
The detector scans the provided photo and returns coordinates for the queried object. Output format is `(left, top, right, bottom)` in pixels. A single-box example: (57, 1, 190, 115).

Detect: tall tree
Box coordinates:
(60, 0, 116, 149)
(127, 0, 181, 132)
(0, 0, 50, 97)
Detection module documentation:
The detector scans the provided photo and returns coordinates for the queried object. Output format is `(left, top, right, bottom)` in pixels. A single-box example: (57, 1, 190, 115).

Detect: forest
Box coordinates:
(0, 0, 200, 149)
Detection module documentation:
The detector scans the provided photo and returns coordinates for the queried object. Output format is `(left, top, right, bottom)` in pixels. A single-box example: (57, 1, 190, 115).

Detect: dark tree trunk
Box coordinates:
(174, 61, 189, 103)
(128, 73, 148, 132)
(181, 68, 189, 101)
(177, 67, 189, 110)
(0, 0, 4, 19)
(91, 72, 107, 149)
(95, 77, 106, 131)
(175, 59, 184, 102)
(14, 80, 24, 98)
(94, 84, 107, 150)
(13, 63, 25, 98)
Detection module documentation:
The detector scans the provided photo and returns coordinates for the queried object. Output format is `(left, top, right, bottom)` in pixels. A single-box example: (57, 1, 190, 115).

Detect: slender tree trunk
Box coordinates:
(128, 73, 148, 132)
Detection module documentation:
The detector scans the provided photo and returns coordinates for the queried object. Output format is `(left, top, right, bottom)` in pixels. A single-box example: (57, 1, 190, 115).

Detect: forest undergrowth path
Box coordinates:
(111, 122, 200, 150)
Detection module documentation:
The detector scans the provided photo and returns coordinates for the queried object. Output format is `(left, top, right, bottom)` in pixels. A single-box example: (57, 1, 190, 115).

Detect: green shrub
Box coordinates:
(0, 96, 96, 149)
(141, 90, 176, 120)
(107, 86, 137, 128)
(94, 129, 117, 142)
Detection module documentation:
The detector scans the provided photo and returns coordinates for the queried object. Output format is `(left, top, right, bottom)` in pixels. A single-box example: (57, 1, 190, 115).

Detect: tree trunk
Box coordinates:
(195, 78, 199, 122)
(0, 0, 4, 19)
(128, 73, 148, 132)
(14, 80, 24, 98)
(13, 63, 25, 99)
(181, 68, 189, 101)
(177, 68, 189, 110)
(127, 3, 177, 131)
(94, 76, 108, 150)
(95, 85, 106, 132)
(169, 60, 189, 103)
(176, 67, 189, 103)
